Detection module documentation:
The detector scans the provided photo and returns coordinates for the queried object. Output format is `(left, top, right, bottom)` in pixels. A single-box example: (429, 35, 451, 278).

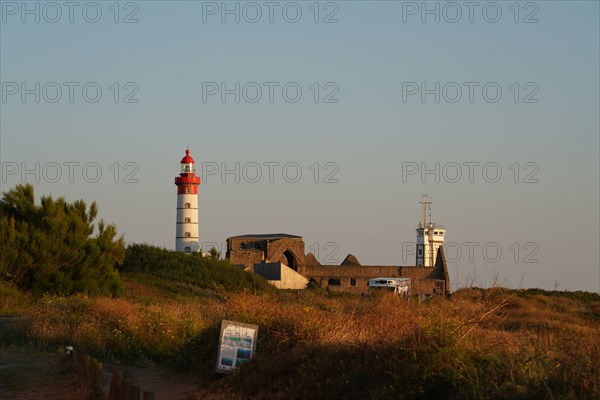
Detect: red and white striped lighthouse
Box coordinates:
(174, 149, 201, 252)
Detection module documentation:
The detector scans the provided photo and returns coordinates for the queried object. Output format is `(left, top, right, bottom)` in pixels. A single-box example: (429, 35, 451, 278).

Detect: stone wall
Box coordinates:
(300, 264, 439, 295)
(228, 248, 264, 270)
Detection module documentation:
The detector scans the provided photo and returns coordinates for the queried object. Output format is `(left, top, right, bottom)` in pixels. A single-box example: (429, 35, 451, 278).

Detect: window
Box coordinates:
(418, 248, 423, 255)
(184, 217, 191, 223)
(184, 247, 191, 253)
(186, 187, 191, 194)
(350, 278, 356, 286)
(328, 278, 341, 286)
(185, 203, 191, 208)
(185, 232, 191, 238)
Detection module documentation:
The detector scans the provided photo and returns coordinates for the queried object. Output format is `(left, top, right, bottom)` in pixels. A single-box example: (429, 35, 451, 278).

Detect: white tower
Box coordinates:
(175, 149, 201, 252)
(416, 194, 445, 267)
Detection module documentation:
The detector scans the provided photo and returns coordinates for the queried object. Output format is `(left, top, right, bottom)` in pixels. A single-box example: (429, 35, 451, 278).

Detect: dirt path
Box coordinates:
(101, 363, 214, 400)
(0, 348, 223, 400)
(0, 349, 85, 400)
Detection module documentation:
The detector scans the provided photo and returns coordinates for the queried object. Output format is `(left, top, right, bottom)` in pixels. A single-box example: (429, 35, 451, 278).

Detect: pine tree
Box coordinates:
(0, 184, 124, 296)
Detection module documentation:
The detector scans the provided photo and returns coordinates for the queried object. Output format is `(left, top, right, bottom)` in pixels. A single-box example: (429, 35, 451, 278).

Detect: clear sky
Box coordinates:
(1, 0, 599, 292)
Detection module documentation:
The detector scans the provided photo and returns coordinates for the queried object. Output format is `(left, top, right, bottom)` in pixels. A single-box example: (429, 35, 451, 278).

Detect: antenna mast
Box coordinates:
(419, 194, 431, 228)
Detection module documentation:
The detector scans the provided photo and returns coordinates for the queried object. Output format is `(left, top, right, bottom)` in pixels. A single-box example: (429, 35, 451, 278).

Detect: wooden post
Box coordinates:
(69, 349, 77, 369)
(121, 379, 130, 400)
(94, 361, 103, 395)
(142, 391, 155, 400)
(77, 355, 85, 387)
(109, 370, 123, 400)
(83, 355, 92, 388)
(128, 385, 141, 400)
(90, 359, 97, 390)
(108, 370, 116, 400)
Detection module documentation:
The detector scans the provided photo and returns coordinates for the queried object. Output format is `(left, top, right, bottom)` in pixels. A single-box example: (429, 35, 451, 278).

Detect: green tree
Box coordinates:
(208, 246, 221, 260)
(0, 184, 124, 296)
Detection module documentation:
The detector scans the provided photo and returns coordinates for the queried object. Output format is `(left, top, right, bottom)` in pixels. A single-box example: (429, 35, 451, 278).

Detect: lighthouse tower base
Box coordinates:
(176, 192, 199, 252)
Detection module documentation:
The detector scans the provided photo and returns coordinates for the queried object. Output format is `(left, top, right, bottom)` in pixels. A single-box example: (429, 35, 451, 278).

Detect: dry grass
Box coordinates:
(1, 282, 598, 400)
(0, 282, 31, 315)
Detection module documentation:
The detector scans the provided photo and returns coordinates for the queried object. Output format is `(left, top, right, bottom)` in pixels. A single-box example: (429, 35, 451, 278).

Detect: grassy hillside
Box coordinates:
(120, 243, 275, 298)
(1, 249, 599, 399)
(214, 288, 600, 400)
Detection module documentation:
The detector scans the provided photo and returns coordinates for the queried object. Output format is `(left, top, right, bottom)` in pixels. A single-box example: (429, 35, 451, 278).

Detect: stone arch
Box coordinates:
(283, 249, 297, 271)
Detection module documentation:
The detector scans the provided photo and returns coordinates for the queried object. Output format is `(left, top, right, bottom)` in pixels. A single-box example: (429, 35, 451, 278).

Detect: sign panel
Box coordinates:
(215, 320, 259, 374)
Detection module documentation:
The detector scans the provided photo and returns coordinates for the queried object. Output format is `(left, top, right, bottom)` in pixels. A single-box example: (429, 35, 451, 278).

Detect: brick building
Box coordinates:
(227, 233, 450, 296)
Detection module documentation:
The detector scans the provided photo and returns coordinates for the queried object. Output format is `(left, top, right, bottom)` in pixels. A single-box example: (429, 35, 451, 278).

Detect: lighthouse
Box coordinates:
(174, 149, 201, 253)
(415, 194, 445, 267)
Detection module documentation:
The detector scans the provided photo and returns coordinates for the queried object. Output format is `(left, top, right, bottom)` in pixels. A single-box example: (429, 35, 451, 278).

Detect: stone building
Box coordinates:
(227, 233, 450, 296)
(226, 233, 308, 270)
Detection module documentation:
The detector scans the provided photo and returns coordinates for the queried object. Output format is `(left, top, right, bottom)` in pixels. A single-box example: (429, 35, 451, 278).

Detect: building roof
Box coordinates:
(341, 254, 361, 266)
(228, 233, 302, 240)
(180, 149, 195, 164)
(305, 252, 322, 266)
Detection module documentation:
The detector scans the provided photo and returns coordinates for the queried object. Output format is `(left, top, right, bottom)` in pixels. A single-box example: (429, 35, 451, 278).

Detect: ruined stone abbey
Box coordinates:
(226, 231, 450, 297)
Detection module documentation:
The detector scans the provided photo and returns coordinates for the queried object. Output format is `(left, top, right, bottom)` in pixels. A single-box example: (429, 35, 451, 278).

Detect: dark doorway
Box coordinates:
(283, 250, 297, 271)
(328, 278, 341, 286)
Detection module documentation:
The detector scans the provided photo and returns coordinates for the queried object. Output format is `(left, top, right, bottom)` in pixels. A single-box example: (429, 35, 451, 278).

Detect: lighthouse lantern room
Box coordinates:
(175, 149, 201, 252)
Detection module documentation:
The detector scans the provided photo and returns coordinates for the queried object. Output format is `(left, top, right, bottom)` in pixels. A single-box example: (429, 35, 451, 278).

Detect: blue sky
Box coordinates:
(1, 0, 599, 292)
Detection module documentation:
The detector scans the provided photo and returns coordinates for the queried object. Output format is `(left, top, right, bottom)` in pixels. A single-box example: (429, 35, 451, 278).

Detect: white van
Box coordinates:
(367, 277, 411, 298)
